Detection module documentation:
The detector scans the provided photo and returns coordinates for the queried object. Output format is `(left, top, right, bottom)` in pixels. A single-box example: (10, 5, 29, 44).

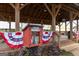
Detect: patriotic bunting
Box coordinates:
(42, 31, 53, 43)
(1, 32, 23, 48)
(0, 31, 54, 48)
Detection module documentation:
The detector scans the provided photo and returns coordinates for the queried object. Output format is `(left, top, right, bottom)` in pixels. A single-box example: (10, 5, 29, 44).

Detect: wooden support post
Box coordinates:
(65, 21, 67, 34)
(20, 4, 29, 10)
(51, 4, 57, 32)
(10, 3, 28, 31)
(20, 23, 23, 31)
(9, 16, 11, 32)
(44, 3, 61, 47)
(51, 16, 56, 44)
(51, 16, 56, 31)
(69, 12, 77, 40)
(9, 3, 29, 55)
(51, 4, 61, 46)
(70, 19, 73, 40)
(15, 4, 20, 31)
(70, 12, 73, 40)
(44, 4, 61, 31)
(77, 19, 78, 31)
(59, 23, 61, 34)
(58, 23, 61, 44)
(51, 4, 58, 44)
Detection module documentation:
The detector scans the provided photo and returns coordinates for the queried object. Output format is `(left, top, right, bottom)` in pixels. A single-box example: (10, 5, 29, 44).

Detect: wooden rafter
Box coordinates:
(30, 5, 37, 18)
(34, 5, 41, 18)
(28, 4, 34, 17)
(20, 3, 29, 10)
(9, 3, 15, 9)
(62, 4, 79, 17)
(52, 4, 56, 16)
(41, 11, 46, 19)
(1, 3, 79, 25)
(70, 12, 78, 20)
(40, 7, 46, 19)
(38, 5, 46, 19)
(21, 16, 50, 23)
(44, 3, 52, 16)
(37, 9, 42, 19)
(44, 4, 61, 18)
(0, 15, 8, 21)
(55, 4, 61, 17)
(62, 4, 78, 13)
(21, 4, 30, 16)
(72, 13, 78, 20)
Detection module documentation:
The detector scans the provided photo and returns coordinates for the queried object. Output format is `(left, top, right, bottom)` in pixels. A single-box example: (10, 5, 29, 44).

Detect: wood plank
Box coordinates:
(9, 3, 15, 9)
(55, 4, 61, 17)
(77, 19, 78, 31)
(73, 14, 78, 20)
(36, 4, 44, 19)
(44, 3, 52, 16)
(51, 4, 56, 31)
(65, 21, 67, 34)
(15, 3, 20, 31)
(59, 22, 61, 34)
(62, 4, 79, 17)
(70, 12, 73, 40)
(20, 3, 29, 10)
(9, 16, 11, 32)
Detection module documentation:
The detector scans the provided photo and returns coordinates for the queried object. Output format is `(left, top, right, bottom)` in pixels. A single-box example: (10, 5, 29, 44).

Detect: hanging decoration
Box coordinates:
(0, 32, 23, 48)
(42, 31, 53, 43)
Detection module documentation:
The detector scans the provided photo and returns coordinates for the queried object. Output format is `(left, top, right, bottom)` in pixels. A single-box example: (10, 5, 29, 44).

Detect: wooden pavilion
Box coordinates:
(0, 4, 79, 55)
(0, 3, 79, 40)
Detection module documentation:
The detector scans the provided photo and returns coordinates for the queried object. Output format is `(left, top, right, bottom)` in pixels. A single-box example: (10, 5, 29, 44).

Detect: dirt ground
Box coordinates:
(60, 40, 79, 56)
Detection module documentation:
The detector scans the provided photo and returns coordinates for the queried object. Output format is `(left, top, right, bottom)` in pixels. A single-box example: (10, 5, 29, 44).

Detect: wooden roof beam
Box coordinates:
(30, 5, 36, 18)
(35, 5, 43, 19)
(10, 3, 29, 10)
(73, 14, 78, 20)
(62, 4, 78, 12)
(69, 11, 78, 20)
(62, 4, 79, 16)
(44, 4, 61, 17)
(44, 3, 52, 16)
(55, 4, 61, 17)
(20, 3, 29, 10)
(9, 3, 16, 9)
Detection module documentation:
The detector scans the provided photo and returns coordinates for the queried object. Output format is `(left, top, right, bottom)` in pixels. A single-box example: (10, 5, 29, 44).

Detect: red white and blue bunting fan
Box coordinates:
(1, 32, 23, 48)
(42, 31, 53, 43)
